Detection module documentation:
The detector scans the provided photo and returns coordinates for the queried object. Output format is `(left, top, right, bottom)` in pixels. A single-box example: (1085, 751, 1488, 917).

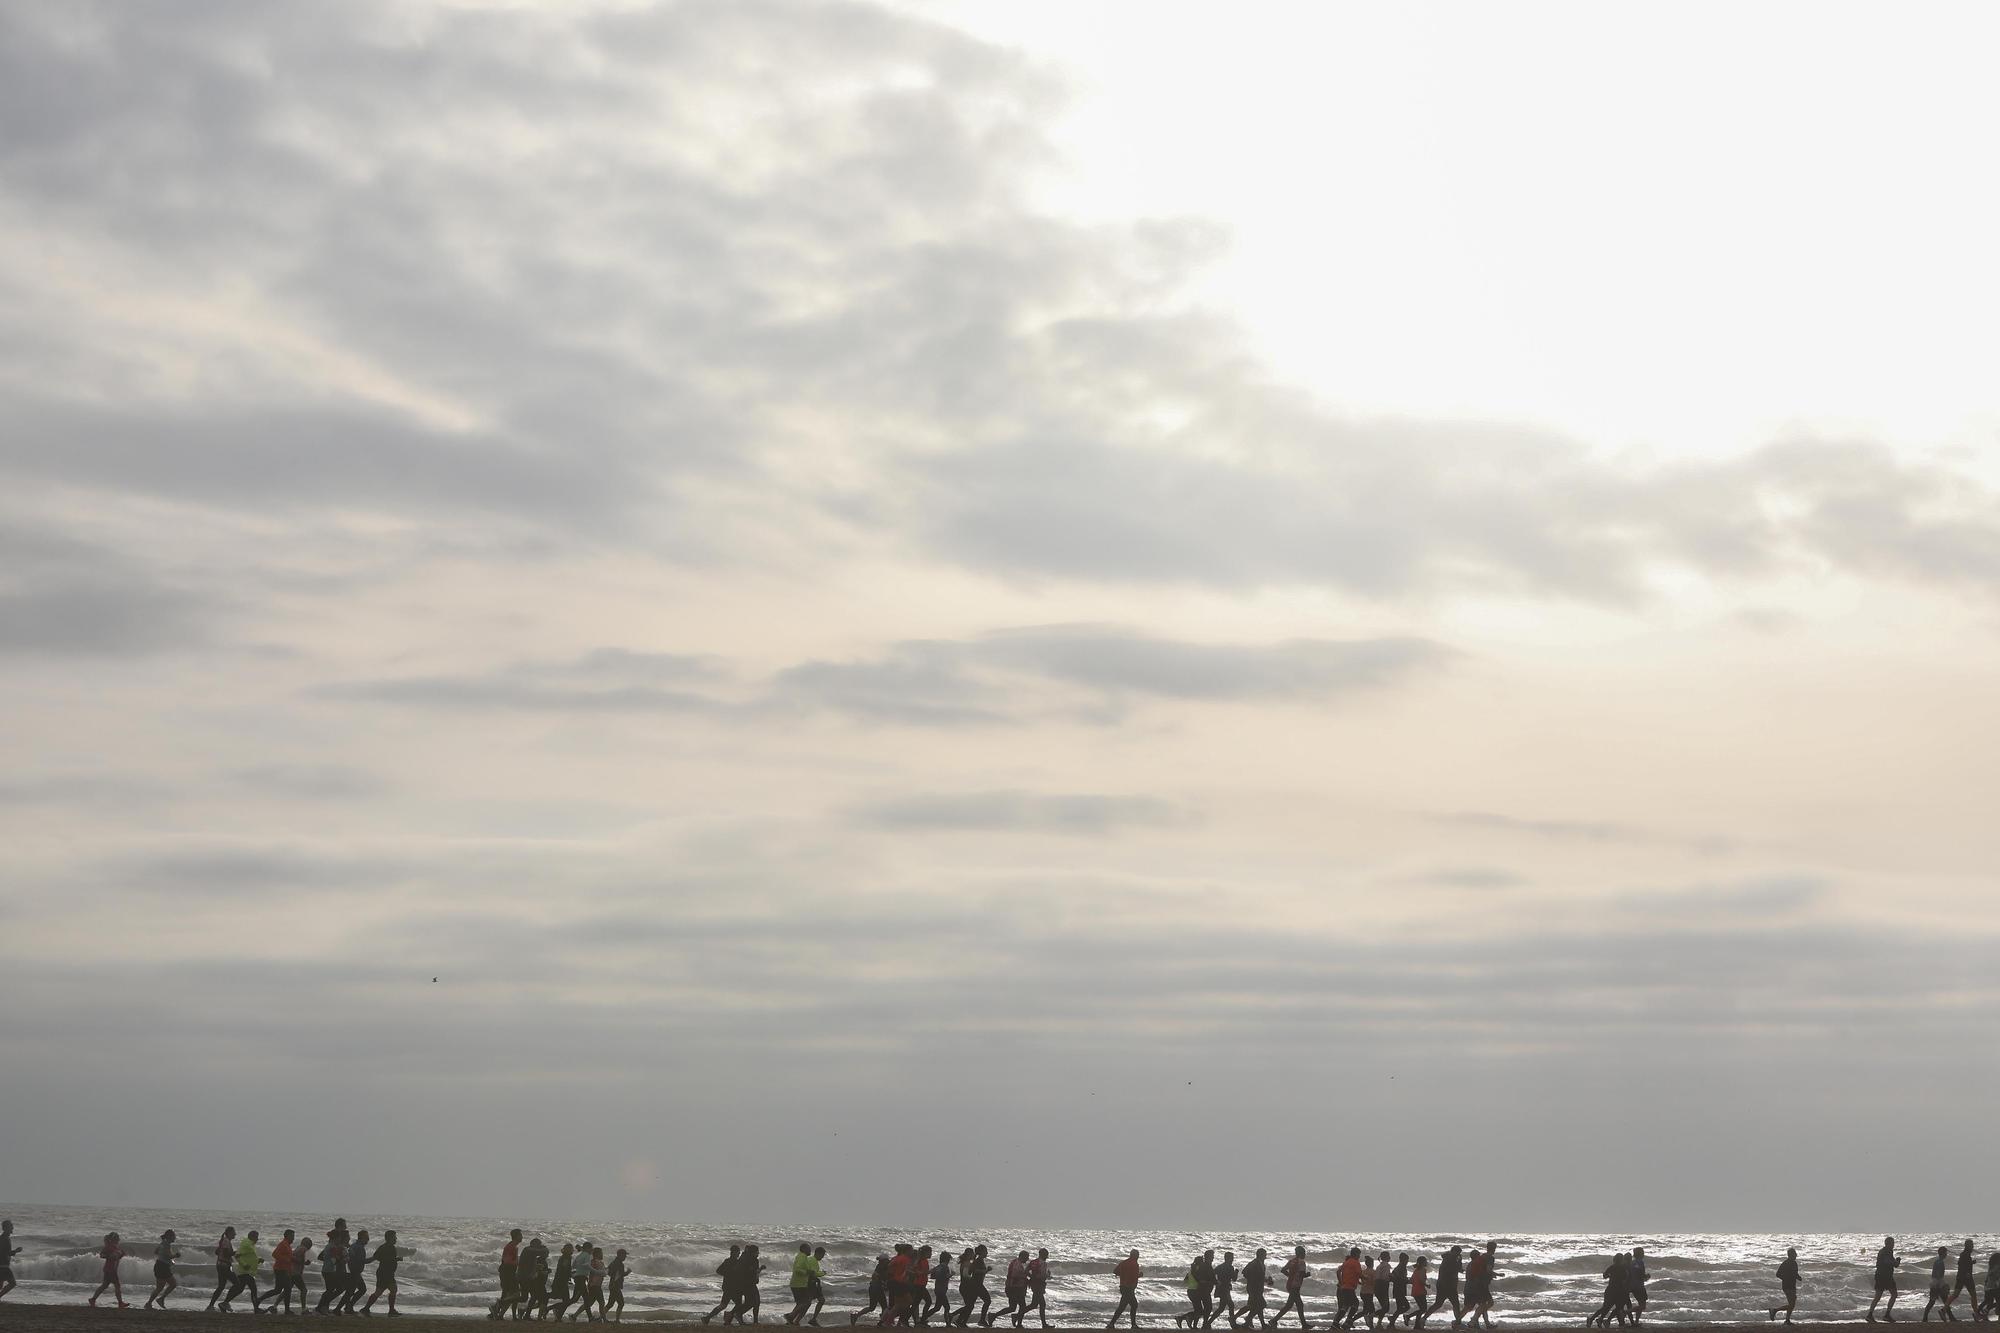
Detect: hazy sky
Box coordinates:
(4, 0, 1999, 1233)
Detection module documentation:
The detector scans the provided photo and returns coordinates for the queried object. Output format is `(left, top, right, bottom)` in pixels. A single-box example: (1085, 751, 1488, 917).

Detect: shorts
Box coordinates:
(378, 1272, 399, 1291)
(156, 1262, 175, 1281)
(1876, 1276, 1896, 1294)
(1413, 1286, 1427, 1305)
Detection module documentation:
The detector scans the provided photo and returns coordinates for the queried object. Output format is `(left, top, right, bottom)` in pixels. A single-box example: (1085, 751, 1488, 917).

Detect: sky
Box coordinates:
(3, 0, 2000, 1234)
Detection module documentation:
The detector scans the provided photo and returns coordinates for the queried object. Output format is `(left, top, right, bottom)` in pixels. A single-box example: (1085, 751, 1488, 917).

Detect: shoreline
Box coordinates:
(0, 1307, 1931, 1332)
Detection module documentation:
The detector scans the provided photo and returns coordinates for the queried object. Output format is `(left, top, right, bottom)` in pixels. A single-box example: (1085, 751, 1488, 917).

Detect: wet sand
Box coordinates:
(0, 1307, 1883, 1333)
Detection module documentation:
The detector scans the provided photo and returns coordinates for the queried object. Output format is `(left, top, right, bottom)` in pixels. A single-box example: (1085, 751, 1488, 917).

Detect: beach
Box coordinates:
(0, 1309, 1896, 1333)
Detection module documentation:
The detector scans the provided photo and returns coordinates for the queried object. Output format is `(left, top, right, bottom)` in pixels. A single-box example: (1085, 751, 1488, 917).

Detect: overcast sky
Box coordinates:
(4, 0, 2000, 1234)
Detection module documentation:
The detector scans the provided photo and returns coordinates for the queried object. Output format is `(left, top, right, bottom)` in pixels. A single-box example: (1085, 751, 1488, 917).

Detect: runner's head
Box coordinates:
(512, 1230, 523, 1242)
(284, 1230, 295, 1242)
(1255, 1249, 1267, 1260)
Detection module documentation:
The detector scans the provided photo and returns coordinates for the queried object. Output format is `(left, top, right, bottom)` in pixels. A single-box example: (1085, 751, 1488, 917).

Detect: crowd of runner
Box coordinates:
(3, 1218, 1997, 1326)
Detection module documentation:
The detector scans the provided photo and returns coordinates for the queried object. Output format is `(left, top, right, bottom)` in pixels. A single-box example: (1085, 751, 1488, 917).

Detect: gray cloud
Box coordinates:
(0, 516, 216, 656)
(0, 772, 168, 806)
(848, 790, 1191, 835)
(1429, 809, 1741, 856)
(228, 763, 389, 800)
(775, 625, 1455, 725)
(318, 649, 730, 714)
(317, 628, 1451, 726)
(5, 3, 2000, 616)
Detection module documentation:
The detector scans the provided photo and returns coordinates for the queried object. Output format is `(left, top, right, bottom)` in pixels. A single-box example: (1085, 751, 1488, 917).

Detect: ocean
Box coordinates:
(1, 1205, 1985, 1324)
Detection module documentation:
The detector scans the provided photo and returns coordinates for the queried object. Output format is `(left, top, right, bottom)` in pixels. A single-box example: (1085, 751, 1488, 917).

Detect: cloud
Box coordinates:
(0, 773, 167, 806)
(775, 624, 1455, 724)
(1429, 809, 1740, 856)
(316, 628, 1451, 726)
(228, 763, 389, 800)
(847, 790, 1190, 835)
(6, 2, 2000, 617)
(1618, 874, 1828, 918)
(0, 516, 215, 656)
(318, 649, 730, 715)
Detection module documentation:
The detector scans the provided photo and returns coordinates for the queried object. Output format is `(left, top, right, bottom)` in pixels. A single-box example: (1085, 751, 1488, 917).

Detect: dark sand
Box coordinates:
(0, 1309, 1876, 1333)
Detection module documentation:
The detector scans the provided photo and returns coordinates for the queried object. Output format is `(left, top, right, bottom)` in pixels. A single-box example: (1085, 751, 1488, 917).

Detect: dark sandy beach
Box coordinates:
(0, 1307, 1880, 1333)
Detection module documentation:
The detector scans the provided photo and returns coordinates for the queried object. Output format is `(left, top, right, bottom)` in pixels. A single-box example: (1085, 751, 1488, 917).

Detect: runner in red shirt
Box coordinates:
(1108, 1251, 1143, 1330)
(1337, 1250, 1365, 1329)
(1274, 1247, 1313, 1329)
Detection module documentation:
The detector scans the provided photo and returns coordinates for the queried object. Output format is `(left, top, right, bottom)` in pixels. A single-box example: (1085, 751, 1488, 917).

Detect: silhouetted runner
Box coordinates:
(338, 1228, 372, 1315)
(205, 1227, 237, 1311)
(927, 1248, 954, 1325)
(1242, 1249, 1271, 1330)
(1409, 1257, 1429, 1330)
(144, 1229, 180, 1309)
(361, 1228, 403, 1316)
(954, 1245, 992, 1329)
(1273, 1246, 1312, 1329)
(709, 1246, 745, 1324)
(1871, 1238, 1902, 1323)
(855, 1254, 893, 1325)
(1630, 1250, 1648, 1322)
(1390, 1254, 1410, 1328)
(1106, 1251, 1142, 1331)
(998, 1250, 1031, 1328)
(1463, 1243, 1497, 1330)
(0, 1219, 18, 1302)
(1923, 1246, 1954, 1323)
(1588, 1252, 1630, 1328)
(1024, 1249, 1052, 1329)
(1208, 1251, 1238, 1330)
(1770, 1247, 1800, 1324)
(317, 1228, 348, 1315)
(1178, 1251, 1214, 1329)
(1424, 1248, 1461, 1327)
(1950, 1242, 1978, 1318)
(608, 1247, 630, 1321)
